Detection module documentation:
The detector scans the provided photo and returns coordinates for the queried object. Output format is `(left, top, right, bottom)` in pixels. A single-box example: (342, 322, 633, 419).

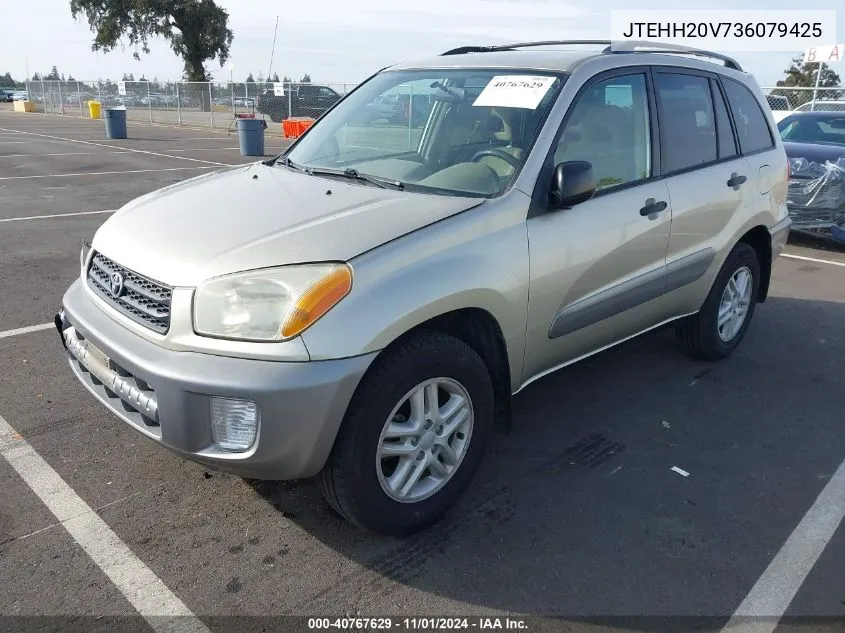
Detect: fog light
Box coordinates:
(209, 397, 259, 452)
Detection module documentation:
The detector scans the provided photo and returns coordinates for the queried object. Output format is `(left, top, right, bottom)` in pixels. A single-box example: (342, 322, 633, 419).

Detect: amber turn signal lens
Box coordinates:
(280, 265, 352, 338)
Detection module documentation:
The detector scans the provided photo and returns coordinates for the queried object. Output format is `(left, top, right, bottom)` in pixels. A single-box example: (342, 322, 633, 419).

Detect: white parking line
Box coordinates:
(0, 126, 235, 167)
(0, 413, 211, 631)
(0, 209, 115, 223)
(0, 322, 54, 339)
(782, 253, 845, 268)
(0, 151, 133, 158)
(156, 147, 240, 152)
(721, 458, 845, 633)
(0, 166, 217, 181)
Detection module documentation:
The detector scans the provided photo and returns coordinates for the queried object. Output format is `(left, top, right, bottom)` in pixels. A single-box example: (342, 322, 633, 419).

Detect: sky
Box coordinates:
(0, 0, 843, 88)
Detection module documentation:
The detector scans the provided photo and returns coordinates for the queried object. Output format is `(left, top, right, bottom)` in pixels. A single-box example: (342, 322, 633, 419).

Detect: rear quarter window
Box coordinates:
(722, 79, 775, 154)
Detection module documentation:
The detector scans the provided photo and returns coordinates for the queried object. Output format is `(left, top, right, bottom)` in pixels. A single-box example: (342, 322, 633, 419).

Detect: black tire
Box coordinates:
(316, 330, 494, 536)
(676, 241, 761, 361)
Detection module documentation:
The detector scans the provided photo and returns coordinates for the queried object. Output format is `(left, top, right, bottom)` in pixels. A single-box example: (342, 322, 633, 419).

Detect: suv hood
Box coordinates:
(92, 162, 482, 287)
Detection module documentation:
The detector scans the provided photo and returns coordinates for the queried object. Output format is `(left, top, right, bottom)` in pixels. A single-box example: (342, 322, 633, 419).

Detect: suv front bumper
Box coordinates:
(56, 279, 376, 480)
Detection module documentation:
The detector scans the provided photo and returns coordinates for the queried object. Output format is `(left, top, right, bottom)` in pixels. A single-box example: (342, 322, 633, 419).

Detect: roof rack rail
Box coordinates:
(438, 39, 743, 71)
(604, 40, 743, 71)
(441, 45, 515, 56)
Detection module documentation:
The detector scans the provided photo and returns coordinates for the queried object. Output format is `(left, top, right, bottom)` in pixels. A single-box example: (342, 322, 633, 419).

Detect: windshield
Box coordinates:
(779, 114, 845, 146)
(282, 69, 564, 197)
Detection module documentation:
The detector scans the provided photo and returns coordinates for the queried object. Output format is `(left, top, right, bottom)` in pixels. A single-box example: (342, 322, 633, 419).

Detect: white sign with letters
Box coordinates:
(473, 75, 555, 109)
(804, 44, 844, 63)
(273, 82, 285, 97)
(117, 81, 126, 96)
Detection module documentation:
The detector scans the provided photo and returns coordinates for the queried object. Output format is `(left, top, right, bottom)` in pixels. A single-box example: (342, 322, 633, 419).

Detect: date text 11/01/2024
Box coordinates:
(307, 617, 529, 630)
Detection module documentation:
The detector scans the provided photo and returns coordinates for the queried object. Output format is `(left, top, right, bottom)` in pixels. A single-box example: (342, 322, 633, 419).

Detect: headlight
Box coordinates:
(193, 263, 352, 341)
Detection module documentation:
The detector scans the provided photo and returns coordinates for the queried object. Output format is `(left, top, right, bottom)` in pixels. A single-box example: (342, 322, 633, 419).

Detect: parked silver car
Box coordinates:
(57, 41, 791, 534)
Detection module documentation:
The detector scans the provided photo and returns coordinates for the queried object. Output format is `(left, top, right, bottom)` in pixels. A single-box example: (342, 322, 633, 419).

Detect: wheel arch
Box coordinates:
(360, 307, 514, 435)
(738, 225, 773, 302)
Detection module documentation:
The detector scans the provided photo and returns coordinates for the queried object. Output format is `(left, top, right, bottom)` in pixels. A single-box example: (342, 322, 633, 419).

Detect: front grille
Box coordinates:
(87, 252, 173, 334)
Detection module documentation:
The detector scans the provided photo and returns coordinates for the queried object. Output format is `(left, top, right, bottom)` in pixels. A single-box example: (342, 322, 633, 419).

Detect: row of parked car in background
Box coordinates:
(1, 89, 31, 102)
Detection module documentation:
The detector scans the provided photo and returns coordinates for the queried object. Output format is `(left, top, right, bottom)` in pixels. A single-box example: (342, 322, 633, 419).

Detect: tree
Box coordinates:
(122, 72, 135, 81)
(245, 72, 254, 83)
(271, 72, 280, 82)
(32, 72, 41, 81)
(67, 73, 76, 81)
(69, 0, 234, 83)
(139, 74, 148, 82)
(256, 71, 264, 84)
(771, 55, 843, 106)
(0, 72, 15, 87)
(46, 65, 61, 80)
(300, 73, 311, 83)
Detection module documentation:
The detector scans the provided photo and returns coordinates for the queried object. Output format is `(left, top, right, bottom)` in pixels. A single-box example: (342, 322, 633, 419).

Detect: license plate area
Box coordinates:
(83, 339, 111, 371)
(67, 330, 115, 387)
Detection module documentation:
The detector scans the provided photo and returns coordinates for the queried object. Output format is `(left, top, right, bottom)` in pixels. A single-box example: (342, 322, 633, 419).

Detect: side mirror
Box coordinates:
(549, 160, 596, 209)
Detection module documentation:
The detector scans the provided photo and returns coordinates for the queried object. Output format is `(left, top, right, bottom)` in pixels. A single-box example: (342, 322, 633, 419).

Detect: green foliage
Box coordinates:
(0, 72, 21, 88)
(46, 65, 61, 80)
(771, 55, 843, 103)
(300, 73, 311, 83)
(245, 72, 254, 83)
(271, 72, 280, 82)
(69, 0, 234, 82)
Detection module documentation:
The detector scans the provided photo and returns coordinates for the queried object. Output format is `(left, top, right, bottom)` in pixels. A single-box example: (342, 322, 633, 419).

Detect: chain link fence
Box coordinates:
(22, 79, 355, 130)
(761, 86, 845, 116)
(20, 80, 845, 131)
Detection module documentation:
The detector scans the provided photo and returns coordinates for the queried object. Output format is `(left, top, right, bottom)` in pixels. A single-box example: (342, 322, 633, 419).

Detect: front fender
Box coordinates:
(300, 202, 531, 392)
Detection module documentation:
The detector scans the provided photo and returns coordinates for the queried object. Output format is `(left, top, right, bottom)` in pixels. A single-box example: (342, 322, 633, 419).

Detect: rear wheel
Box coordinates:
(676, 242, 760, 360)
(317, 331, 494, 535)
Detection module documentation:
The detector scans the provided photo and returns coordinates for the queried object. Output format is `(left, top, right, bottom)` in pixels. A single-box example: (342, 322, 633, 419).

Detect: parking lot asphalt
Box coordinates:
(1, 108, 844, 633)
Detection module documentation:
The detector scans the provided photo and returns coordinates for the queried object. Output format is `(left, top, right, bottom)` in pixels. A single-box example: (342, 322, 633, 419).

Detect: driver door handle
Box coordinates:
(640, 198, 667, 217)
(727, 172, 747, 189)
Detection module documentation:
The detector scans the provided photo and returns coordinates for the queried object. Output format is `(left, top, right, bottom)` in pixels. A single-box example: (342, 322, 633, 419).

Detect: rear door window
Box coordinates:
(711, 79, 738, 159)
(654, 72, 718, 173)
(721, 78, 775, 154)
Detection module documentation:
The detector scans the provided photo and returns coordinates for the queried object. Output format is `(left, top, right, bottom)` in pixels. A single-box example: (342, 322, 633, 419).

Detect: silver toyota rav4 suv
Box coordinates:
(56, 41, 791, 535)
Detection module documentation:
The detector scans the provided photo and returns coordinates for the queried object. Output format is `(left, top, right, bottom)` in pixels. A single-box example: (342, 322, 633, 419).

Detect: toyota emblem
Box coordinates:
(109, 272, 125, 298)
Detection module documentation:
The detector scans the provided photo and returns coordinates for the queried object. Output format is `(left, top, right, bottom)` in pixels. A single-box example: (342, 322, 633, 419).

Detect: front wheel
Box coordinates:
(317, 331, 494, 535)
(676, 241, 761, 360)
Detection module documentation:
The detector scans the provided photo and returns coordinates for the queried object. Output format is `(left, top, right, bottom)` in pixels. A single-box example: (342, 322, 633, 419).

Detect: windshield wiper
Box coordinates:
(274, 155, 307, 171)
(303, 166, 404, 190)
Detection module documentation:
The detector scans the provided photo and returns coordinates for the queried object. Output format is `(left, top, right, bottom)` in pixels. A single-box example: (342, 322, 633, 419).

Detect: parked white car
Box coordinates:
(793, 100, 845, 112)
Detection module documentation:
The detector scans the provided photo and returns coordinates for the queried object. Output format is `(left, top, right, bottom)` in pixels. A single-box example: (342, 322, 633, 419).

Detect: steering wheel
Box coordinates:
(470, 147, 521, 169)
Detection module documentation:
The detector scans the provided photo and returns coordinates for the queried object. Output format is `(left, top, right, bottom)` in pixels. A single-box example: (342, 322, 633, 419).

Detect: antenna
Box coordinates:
(267, 15, 279, 82)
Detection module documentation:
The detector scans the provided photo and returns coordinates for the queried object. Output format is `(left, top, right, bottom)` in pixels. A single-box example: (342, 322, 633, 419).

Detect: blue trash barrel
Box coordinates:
(104, 108, 128, 139)
(237, 118, 267, 156)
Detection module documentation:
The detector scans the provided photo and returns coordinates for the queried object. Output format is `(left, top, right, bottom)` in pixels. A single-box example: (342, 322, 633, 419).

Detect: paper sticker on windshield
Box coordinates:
(472, 75, 555, 109)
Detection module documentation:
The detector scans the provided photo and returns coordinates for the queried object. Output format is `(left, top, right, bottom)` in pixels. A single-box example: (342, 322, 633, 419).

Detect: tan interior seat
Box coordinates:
(476, 108, 525, 178)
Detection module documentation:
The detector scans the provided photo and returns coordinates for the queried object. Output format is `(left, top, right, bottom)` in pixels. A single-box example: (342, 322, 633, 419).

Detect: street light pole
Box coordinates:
(811, 63, 824, 111)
